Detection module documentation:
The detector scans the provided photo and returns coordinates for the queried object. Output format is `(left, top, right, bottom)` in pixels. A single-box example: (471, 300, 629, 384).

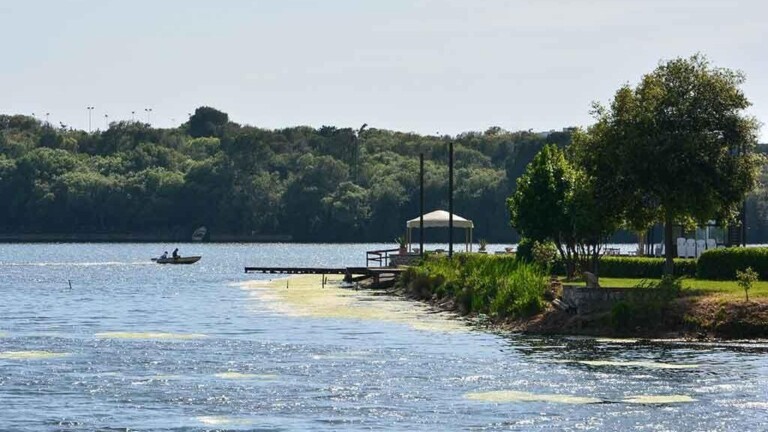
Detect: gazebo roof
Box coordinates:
(406, 210, 474, 229)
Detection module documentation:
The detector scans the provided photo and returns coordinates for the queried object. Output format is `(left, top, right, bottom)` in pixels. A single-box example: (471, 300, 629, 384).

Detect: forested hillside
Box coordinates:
(0, 107, 573, 242)
(2, 106, 766, 243)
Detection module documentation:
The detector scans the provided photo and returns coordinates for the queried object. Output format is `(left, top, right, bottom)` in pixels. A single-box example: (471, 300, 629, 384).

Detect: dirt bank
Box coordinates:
(393, 282, 768, 339)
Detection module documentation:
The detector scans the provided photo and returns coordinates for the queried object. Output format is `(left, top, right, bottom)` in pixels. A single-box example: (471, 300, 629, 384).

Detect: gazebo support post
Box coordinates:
(406, 228, 411, 252)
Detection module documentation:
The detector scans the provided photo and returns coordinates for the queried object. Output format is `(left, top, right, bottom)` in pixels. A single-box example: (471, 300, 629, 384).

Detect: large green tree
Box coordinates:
(578, 54, 763, 275)
(508, 144, 618, 277)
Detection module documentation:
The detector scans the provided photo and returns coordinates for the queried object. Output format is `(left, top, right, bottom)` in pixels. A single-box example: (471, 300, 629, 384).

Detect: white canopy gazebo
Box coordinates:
(406, 210, 474, 252)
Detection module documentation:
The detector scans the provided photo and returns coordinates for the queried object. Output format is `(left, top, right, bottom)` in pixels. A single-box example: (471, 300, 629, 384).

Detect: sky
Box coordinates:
(1, 0, 766, 140)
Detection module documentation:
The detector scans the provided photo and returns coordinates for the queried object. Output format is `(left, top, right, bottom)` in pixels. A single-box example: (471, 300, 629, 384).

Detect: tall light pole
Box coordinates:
(131, 111, 136, 121)
(144, 108, 152, 124)
(86, 107, 94, 132)
(448, 141, 454, 257)
(45, 113, 50, 124)
(104, 114, 109, 129)
(420, 153, 425, 258)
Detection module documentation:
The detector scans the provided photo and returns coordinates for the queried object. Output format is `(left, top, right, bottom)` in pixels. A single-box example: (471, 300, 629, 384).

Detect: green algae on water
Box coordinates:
(465, 390, 603, 404)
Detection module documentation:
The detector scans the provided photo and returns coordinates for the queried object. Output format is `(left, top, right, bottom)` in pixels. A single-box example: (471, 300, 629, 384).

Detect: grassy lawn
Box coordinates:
(568, 277, 768, 299)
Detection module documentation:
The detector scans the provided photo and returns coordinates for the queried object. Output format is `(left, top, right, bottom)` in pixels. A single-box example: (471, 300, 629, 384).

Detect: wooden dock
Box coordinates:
(244, 266, 347, 275)
(244, 266, 406, 288)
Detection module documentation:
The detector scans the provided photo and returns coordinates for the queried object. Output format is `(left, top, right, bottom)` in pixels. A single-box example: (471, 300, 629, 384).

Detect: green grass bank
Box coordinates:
(397, 253, 768, 339)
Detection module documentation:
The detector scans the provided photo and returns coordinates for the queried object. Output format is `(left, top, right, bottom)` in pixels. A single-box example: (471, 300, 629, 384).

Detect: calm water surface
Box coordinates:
(1, 243, 766, 431)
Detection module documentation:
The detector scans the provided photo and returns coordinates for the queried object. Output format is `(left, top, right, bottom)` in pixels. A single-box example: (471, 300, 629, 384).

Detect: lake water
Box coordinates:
(1, 243, 766, 431)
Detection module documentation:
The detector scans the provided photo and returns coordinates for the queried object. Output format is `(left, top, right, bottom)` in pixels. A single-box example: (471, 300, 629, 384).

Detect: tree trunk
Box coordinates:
(591, 246, 600, 278)
(664, 212, 674, 276)
(554, 240, 574, 280)
(636, 231, 646, 256)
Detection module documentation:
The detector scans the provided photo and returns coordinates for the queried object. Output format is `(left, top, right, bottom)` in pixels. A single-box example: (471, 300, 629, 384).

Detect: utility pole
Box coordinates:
(354, 123, 368, 183)
(86, 106, 94, 132)
(741, 141, 748, 247)
(420, 153, 425, 258)
(448, 141, 454, 257)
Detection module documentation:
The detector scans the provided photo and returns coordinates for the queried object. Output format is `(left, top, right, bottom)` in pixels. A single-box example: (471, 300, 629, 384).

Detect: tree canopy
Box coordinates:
(576, 54, 763, 274)
(508, 144, 620, 277)
(188, 106, 229, 138)
(0, 110, 572, 242)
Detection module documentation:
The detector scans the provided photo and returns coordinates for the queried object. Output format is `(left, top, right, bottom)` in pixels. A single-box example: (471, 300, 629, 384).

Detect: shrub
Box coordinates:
(736, 267, 758, 302)
(697, 247, 768, 280)
(517, 238, 559, 274)
(531, 241, 558, 268)
(657, 275, 683, 299)
(610, 301, 633, 331)
(598, 256, 697, 278)
(398, 253, 547, 319)
(515, 238, 535, 262)
(490, 262, 548, 318)
(609, 298, 665, 332)
(634, 275, 683, 300)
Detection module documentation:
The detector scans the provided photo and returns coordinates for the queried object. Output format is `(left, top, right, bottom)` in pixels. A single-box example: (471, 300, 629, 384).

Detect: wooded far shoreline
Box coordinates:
(2, 107, 767, 244)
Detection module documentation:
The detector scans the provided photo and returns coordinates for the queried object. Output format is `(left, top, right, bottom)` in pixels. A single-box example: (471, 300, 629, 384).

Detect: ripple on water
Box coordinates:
(213, 372, 278, 380)
(594, 338, 639, 344)
(622, 395, 696, 404)
(150, 374, 182, 381)
(196, 415, 254, 426)
(311, 351, 371, 361)
(730, 401, 768, 409)
(0, 350, 69, 360)
(465, 390, 696, 405)
(553, 359, 699, 369)
(95, 331, 207, 340)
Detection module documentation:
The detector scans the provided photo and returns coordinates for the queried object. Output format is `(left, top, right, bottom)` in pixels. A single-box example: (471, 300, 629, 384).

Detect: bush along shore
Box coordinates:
(396, 252, 768, 339)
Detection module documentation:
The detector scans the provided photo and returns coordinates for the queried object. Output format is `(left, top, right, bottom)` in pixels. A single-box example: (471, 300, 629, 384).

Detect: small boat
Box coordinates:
(152, 256, 202, 264)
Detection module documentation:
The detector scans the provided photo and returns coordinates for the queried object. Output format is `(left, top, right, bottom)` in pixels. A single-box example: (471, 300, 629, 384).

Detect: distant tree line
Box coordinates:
(1, 104, 766, 243)
(0, 107, 577, 242)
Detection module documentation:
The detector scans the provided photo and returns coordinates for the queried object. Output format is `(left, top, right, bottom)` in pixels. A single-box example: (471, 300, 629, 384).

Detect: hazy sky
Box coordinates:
(2, 0, 766, 140)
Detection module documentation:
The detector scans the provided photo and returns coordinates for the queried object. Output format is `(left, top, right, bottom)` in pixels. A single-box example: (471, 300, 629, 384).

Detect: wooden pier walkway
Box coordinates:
(244, 266, 348, 275)
(244, 266, 406, 288)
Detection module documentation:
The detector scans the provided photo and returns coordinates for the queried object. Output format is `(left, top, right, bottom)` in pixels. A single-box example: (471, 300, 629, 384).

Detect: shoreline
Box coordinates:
(242, 273, 768, 341)
(0, 233, 293, 243)
(388, 283, 768, 340)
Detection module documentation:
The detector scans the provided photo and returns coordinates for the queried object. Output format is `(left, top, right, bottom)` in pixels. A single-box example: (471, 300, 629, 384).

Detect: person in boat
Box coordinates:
(172, 248, 179, 259)
(160, 251, 168, 259)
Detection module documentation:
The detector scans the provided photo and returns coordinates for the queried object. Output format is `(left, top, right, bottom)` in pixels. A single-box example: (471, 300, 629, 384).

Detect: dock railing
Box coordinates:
(366, 248, 400, 267)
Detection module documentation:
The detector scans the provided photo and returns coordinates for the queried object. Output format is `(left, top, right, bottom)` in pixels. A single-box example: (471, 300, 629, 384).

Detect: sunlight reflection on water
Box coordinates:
(0, 243, 766, 431)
